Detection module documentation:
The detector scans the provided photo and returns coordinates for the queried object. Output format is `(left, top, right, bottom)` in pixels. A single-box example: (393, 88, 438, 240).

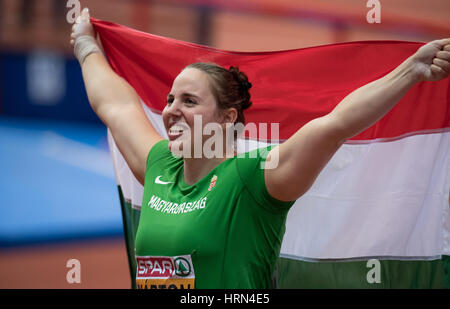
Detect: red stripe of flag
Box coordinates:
(92, 18, 450, 141)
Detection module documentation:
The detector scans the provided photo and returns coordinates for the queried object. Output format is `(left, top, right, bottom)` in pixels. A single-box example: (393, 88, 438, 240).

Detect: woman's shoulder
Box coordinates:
(147, 139, 169, 162)
(235, 144, 275, 166)
(145, 139, 182, 170)
(233, 145, 274, 186)
(235, 144, 295, 211)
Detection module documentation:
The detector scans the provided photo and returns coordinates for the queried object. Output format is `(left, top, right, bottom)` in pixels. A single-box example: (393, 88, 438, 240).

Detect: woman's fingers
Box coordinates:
(70, 8, 93, 47)
(431, 42, 450, 78)
(430, 64, 447, 80)
(81, 8, 90, 21)
(71, 8, 95, 41)
(433, 57, 450, 73)
(436, 39, 450, 50)
(436, 50, 450, 61)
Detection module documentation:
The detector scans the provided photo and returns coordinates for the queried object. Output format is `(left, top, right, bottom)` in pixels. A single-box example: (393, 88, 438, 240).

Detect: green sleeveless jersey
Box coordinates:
(134, 140, 295, 289)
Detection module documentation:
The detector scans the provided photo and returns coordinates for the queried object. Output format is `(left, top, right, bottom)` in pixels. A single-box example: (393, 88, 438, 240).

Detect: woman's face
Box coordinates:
(163, 68, 223, 157)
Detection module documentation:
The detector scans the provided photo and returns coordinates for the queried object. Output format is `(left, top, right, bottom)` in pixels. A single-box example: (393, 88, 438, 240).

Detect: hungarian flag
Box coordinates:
(91, 18, 450, 288)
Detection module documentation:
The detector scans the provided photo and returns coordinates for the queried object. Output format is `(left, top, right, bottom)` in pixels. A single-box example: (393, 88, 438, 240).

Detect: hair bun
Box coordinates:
(228, 66, 252, 111)
(229, 66, 252, 91)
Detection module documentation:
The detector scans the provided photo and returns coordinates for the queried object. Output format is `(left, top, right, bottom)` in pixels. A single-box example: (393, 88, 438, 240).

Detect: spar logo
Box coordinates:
(136, 255, 195, 289)
(136, 255, 194, 279)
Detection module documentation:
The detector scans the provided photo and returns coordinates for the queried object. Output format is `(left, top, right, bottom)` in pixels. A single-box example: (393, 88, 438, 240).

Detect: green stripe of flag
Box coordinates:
(275, 255, 450, 289)
(118, 186, 141, 289)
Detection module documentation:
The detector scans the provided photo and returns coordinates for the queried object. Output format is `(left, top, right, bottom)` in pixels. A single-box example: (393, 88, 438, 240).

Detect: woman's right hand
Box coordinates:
(70, 8, 96, 46)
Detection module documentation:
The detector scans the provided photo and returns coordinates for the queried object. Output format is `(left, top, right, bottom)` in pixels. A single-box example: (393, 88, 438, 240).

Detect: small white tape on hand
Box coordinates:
(74, 35, 101, 65)
(73, 8, 99, 65)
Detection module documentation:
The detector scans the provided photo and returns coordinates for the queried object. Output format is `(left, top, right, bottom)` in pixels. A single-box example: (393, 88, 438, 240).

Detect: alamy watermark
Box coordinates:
(366, 0, 381, 24)
(167, 115, 280, 169)
(67, 0, 381, 30)
(366, 259, 381, 284)
(66, 258, 81, 284)
(66, 0, 81, 24)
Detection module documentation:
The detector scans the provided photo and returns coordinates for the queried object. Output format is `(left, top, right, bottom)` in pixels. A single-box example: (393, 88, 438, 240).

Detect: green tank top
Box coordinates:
(134, 140, 295, 289)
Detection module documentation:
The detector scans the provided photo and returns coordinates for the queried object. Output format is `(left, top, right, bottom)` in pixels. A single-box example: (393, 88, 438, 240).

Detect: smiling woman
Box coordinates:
(162, 63, 253, 182)
(70, 8, 450, 289)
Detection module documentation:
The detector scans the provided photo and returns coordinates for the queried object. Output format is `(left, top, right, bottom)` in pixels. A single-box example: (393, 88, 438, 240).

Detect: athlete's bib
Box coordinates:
(136, 255, 195, 289)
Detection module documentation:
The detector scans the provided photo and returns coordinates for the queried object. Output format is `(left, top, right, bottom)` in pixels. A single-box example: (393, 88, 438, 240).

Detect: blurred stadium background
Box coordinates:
(0, 0, 449, 289)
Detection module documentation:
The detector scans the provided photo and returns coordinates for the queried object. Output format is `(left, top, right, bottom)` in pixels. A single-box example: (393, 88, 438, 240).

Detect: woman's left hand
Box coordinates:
(409, 38, 450, 82)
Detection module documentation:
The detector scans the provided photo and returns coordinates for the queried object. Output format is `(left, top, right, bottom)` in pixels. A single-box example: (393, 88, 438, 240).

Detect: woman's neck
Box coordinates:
(183, 152, 235, 185)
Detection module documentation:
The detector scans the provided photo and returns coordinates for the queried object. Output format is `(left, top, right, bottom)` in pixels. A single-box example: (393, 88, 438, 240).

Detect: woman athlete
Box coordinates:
(71, 8, 450, 289)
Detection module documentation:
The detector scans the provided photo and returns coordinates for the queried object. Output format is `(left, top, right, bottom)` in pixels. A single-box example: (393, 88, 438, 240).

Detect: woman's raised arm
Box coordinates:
(265, 38, 450, 202)
(71, 8, 163, 185)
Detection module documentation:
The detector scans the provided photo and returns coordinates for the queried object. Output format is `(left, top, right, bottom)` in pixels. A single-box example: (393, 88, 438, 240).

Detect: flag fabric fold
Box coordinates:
(92, 18, 450, 288)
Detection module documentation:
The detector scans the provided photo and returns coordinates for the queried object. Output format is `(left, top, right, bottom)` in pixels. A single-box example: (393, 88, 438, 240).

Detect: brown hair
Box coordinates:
(185, 62, 252, 125)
